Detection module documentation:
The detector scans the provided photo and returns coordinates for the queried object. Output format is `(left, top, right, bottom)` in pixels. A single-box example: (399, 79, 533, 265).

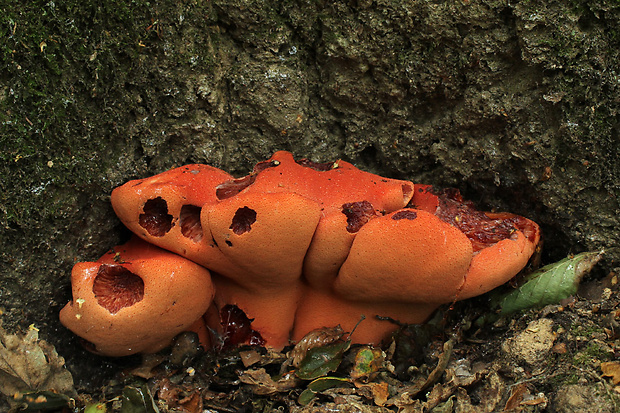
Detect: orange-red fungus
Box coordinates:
(63, 151, 541, 353)
(60, 238, 214, 357)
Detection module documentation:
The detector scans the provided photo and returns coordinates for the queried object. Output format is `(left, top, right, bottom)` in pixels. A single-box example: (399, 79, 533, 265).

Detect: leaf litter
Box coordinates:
(5, 250, 620, 412)
(0, 321, 75, 412)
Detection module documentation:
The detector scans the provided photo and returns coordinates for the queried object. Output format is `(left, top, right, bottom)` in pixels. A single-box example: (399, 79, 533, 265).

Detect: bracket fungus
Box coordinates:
(61, 151, 540, 355)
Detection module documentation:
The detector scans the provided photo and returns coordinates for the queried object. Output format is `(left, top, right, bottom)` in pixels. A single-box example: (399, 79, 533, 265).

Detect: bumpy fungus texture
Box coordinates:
(59, 238, 214, 357)
(62, 151, 540, 355)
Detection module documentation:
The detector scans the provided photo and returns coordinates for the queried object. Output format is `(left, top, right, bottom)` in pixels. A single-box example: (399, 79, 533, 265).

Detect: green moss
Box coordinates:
(572, 342, 612, 366)
(0, 0, 217, 229)
(570, 323, 605, 337)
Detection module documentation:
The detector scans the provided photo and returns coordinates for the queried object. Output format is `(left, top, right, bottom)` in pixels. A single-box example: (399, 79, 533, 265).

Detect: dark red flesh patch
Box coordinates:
(230, 207, 257, 235)
(296, 158, 336, 171)
(220, 304, 265, 348)
(139, 197, 173, 237)
(216, 160, 280, 200)
(216, 175, 257, 200)
(180, 205, 203, 242)
(434, 189, 532, 251)
(253, 159, 280, 173)
(392, 210, 418, 221)
(92, 264, 145, 314)
(341, 201, 378, 233)
(402, 183, 414, 203)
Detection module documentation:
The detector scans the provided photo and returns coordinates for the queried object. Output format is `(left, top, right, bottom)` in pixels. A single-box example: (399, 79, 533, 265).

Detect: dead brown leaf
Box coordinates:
(238, 368, 300, 395)
(0, 323, 75, 399)
(354, 381, 389, 406)
(388, 336, 454, 406)
(521, 392, 548, 407)
(601, 361, 620, 385)
(239, 349, 263, 367)
(155, 377, 203, 413)
(176, 391, 203, 413)
(455, 372, 505, 413)
(504, 382, 528, 411)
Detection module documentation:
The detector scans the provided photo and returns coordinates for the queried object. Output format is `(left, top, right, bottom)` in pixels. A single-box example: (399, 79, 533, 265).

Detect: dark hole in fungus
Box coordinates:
(342, 201, 378, 233)
(230, 207, 257, 235)
(392, 210, 418, 221)
(296, 158, 337, 171)
(220, 304, 265, 349)
(225, 240, 233, 247)
(139, 197, 173, 237)
(92, 264, 145, 314)
(180, 205, 203, 242)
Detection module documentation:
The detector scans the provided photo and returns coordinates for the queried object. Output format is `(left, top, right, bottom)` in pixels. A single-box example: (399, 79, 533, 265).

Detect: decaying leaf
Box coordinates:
(350, 346, 385, 382)
(239, 368, 300, 395)
(84, 402, 107, 413)
(0, 322, 75, 408)
(298, 377, 350, 406)
(601, 361, 620, 385)
(120, 385, 159, 413)
(12, 390, 74, 412)
(454, 372, 506, 412)
(288, 326, 345, 368)
(353, 381, 389, 406)
(239, 349, 263, 367)
(155, 378, 203, 413)
(387, 337, 455, 405)
(504, 382, 528, 411)
(296, 340, 351, 381)
(497, 251, 603, 315)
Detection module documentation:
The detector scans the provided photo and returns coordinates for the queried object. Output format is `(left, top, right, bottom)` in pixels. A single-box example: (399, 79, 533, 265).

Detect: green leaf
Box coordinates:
(85, 403, 107, 413)
(296, 341, 350, 381)
(298, 377, 350, 405)
(298, 388, 317, 406)
(120, 385, 159, 413)
(307, 376, 350, 392)
(497, 251, 603, 315)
